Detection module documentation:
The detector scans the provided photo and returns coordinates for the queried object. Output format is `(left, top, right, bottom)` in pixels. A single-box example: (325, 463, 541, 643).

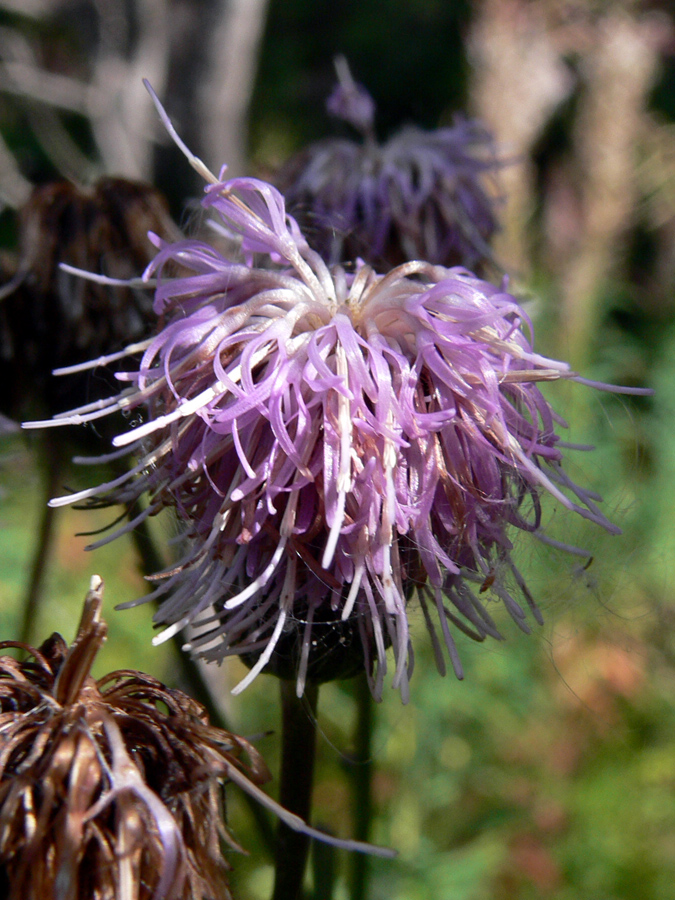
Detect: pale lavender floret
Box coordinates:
(29, 172, 649, 703)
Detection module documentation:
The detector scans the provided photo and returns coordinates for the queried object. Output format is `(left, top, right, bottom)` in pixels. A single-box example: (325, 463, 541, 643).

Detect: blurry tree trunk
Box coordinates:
(468, 0, 666, 368)
(199, 0, 270, 177)
(468, 0, 572, 279)
(90, 0, 171, 180)
(559, 11, 660, 366)
(0, 0, 269, 207)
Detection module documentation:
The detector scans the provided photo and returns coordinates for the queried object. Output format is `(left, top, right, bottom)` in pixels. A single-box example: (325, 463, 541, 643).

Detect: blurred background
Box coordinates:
(1, 1, 675, 898)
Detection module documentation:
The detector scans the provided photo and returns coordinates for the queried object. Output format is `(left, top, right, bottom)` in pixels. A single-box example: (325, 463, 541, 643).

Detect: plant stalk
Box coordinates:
(272, 679, 319, 900)
(20, 435, 64, 644)
(348, 673, 374, 900)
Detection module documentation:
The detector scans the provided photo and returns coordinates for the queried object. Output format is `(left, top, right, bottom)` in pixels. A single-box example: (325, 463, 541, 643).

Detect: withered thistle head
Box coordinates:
(0, 178, 180, 419)
(0, 575, 270, 900)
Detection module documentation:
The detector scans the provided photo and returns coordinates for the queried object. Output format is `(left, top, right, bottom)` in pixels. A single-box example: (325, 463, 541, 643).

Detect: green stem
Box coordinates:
(20, 435, 64, 644)
(272, 680, 319, 900)
(310, 837, 337, 900)
(348, 673, 374, 900)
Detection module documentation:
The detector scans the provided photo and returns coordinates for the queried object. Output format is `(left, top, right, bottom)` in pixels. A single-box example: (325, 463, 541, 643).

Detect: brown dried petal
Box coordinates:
(0, 576, 267, 900)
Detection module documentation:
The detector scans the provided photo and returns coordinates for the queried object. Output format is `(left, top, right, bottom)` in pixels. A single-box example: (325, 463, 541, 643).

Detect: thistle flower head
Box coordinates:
(275, 57, 502, 271)
(27, 110, 649, 703)
(0, 576, 270, 900)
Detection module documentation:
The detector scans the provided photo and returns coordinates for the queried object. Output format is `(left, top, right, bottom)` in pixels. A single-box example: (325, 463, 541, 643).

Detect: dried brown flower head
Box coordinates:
(0, 178, 180, 419)
(0, 575, 269, 900)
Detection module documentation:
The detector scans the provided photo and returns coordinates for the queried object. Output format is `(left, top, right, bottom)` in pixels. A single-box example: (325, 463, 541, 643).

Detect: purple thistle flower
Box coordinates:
(276, 57, 502, 271)
(26, 94, 648, 703)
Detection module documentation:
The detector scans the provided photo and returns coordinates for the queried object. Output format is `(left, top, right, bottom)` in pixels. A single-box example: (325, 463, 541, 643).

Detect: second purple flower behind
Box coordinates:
(276, 57, 502, 272)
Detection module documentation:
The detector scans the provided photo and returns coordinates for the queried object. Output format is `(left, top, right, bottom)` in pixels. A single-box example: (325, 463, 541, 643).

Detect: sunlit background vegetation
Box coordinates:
(1, 1, 675, 898)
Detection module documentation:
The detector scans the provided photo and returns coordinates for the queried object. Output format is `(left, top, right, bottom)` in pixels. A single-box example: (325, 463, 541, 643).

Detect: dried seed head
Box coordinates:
(0, 575, 270, 900)
(0, 178, 180, 419)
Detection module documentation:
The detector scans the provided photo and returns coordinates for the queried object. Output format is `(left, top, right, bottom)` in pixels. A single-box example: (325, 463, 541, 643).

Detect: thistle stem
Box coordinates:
(272, 680, 319, 900)
(348, 673, 374, 900)
(20, 435, 64, 644)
